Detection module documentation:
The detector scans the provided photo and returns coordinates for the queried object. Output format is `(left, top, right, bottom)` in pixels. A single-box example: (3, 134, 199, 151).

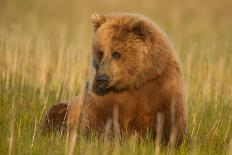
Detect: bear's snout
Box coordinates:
(93, 74, 111, 95)
(95, 74, 110, 89)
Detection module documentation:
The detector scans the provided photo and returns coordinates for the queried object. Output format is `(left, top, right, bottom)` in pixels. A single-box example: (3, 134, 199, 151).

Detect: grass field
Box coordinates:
(0, 0, 232, 154)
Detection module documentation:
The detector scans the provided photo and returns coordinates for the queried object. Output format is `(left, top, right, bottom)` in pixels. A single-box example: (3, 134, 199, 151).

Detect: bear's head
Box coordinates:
(91, 13, 173, 95)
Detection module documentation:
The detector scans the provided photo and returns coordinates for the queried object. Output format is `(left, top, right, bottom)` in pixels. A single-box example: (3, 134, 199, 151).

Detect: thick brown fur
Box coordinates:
(41, 13, 187, 146)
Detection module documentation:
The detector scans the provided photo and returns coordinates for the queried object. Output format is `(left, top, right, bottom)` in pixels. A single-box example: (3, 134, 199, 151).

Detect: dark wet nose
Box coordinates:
(95, 74, 109, 89)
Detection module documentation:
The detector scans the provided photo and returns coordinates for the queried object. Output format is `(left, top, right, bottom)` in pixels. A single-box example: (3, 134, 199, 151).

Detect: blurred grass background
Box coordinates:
(0, 0, 232, 154)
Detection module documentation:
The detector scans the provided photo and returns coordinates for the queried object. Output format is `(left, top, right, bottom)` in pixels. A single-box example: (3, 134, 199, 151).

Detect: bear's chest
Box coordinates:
(83, 86, 163, 134)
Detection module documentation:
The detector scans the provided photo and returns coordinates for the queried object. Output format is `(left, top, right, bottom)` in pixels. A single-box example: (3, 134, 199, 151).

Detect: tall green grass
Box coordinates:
(0, 0, 232, 154)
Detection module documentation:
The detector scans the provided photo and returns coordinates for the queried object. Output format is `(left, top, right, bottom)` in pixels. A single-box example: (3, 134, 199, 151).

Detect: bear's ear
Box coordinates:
(91, 13, 106, 31)
(130, 19, 149, 40)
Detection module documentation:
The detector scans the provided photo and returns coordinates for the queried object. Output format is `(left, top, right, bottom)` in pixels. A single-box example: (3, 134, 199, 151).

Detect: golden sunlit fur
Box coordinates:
(41, 13, 187, 146)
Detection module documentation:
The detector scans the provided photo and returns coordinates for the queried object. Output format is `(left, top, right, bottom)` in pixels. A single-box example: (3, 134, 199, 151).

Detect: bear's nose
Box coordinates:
(95, 74, 109, 89)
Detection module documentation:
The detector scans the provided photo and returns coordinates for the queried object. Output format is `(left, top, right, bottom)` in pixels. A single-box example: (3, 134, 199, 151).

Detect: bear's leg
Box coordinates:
(41, 84, 89, 135)
(41, 102, 69, 134)
(162, 99, 186, 147)
(41, 101, 82, 134)
(172, 104, 186, 147)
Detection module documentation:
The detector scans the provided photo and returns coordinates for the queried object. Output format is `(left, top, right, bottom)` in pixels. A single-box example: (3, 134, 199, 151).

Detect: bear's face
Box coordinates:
(90, 14, 152, 95)
(92, 24, 145, 95)
(90, 13, 170, 95)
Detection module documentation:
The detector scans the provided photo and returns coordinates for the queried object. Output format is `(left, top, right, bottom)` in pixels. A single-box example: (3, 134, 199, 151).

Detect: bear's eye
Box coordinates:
(97, 51, 103, 60)
(112, 51, 121, 60)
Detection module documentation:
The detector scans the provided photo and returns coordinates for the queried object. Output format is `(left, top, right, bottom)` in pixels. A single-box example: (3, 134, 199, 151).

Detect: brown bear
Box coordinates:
(42, 13, 187, 146)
